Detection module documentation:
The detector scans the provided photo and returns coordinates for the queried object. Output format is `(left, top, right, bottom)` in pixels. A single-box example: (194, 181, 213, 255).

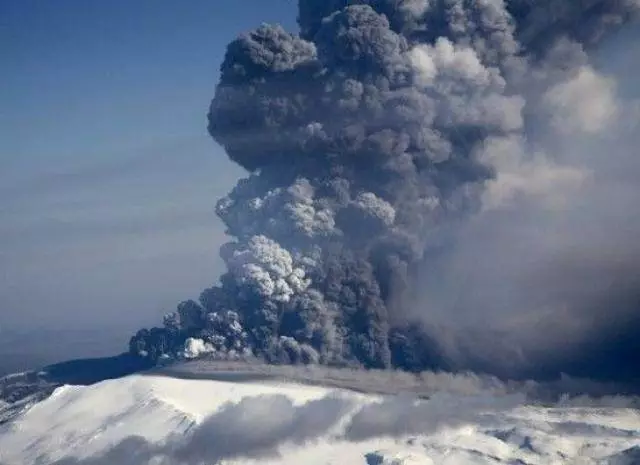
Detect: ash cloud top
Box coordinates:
(130, 0, 640, 385)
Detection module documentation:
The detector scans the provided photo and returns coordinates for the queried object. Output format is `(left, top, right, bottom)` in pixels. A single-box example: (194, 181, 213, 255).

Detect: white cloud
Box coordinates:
(221, 235, 311, 302)
(409, 38, 492, 87)
(478, 135, 589, 211)
(543, 66, 619, 134)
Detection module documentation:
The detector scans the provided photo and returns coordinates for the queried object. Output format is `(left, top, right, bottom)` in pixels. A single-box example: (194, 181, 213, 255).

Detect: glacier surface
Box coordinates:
(0, 369, 639, 465)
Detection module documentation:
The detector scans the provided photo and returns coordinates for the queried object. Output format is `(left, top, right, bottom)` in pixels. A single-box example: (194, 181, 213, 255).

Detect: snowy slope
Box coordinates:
(0, 372, 638, 465)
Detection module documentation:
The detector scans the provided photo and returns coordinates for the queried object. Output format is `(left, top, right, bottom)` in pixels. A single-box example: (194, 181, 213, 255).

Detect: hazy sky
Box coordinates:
(0, 0, 297, 337)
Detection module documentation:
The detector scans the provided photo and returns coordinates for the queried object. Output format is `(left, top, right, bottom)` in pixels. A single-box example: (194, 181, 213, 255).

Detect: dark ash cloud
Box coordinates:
(128, 0, 640, 386)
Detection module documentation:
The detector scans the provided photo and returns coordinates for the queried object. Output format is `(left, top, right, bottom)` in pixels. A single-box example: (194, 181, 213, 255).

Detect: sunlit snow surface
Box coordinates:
(0, 365, 639, 465)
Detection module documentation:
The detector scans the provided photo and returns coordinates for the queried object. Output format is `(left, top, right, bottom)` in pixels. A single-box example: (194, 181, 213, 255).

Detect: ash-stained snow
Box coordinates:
(0, 369, 638, 465)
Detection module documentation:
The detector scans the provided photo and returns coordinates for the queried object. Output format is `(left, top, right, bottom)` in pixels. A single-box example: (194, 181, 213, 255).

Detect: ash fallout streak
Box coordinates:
(130, 0, 640, 384)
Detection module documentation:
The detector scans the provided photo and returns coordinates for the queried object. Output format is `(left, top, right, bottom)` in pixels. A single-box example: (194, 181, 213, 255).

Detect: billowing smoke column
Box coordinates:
(130, 1, 640, 380)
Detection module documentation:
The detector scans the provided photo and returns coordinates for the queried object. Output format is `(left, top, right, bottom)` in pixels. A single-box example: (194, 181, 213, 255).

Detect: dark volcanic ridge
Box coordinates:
(0, 354, 151, 425)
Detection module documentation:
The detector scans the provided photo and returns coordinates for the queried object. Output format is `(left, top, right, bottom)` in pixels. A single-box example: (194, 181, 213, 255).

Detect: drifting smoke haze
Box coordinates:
(130, 0, 640, 384)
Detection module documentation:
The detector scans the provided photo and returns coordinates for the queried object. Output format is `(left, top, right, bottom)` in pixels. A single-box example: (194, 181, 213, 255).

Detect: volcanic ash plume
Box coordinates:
(130, 1, 640, 380)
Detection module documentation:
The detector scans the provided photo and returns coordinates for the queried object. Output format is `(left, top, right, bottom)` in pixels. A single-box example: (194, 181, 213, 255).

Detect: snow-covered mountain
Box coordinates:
(0, 363, 639, 465)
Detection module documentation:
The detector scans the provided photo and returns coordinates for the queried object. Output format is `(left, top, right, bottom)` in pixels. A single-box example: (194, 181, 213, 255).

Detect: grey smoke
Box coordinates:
(131, 0, 640, 383)
(173, 394, 351, 463)
(51, 437, 157, 465)
(407, 22, 640, 381)
(343, 391, 525, 440)
(53, 393, 520, 465)
(51, 393, 352, 465)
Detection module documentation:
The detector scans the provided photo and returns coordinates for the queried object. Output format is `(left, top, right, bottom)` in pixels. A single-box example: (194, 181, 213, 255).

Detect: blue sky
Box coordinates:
(0, 0, 297, 341)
